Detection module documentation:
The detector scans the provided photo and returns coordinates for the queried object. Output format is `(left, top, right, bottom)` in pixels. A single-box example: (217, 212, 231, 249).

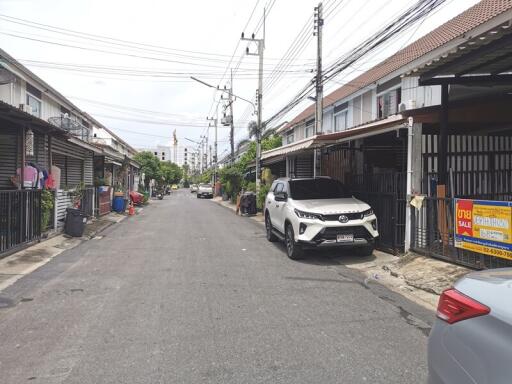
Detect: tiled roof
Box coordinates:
(284, 0, 512, 129)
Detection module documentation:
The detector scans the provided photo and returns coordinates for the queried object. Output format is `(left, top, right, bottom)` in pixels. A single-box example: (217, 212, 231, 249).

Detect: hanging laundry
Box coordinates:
(51, 165, 61, 190)
(16, 165, 38, 188)
(45, 173, 56, 189)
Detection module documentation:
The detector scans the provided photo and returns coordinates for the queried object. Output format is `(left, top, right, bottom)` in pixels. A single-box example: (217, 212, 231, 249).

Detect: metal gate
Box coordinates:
(0, 190, 41, 256)
(321, 142, 407, 255)
(347, 173, 406, 255)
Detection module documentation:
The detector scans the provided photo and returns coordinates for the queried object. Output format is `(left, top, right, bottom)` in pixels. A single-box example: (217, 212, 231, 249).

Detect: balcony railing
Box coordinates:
(48, 116, 91, 142)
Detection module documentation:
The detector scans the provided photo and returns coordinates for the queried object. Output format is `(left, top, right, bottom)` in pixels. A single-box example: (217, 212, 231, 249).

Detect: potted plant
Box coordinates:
(41, 189, 54, 233)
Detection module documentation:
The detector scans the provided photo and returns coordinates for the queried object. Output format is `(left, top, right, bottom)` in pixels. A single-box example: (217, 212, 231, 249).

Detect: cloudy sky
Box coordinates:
(0, 0, 479, 157)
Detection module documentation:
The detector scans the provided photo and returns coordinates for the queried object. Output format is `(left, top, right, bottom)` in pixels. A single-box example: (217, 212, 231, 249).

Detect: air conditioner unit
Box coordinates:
(221, 115, 233, 126)
(19, 103, 32, 114)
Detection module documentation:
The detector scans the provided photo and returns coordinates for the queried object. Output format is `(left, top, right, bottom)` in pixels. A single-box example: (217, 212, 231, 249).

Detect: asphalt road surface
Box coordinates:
(0, 189, 434, 383)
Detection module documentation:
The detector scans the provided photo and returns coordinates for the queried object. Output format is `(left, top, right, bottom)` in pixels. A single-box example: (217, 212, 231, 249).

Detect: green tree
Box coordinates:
(219, 166, 243, 199)
(182, 164, 190, 181)
(159, 161, 183, 185)
(133, 151, 161, 189)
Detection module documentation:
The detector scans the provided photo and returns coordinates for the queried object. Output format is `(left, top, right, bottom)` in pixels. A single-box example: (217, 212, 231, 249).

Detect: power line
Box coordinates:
(0, 13, 314, 63)
(265, 0, 448, 126)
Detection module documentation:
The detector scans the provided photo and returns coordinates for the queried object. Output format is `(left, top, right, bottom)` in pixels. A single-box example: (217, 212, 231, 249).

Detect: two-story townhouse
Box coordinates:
(262, 0, 512, 266)
(88, 115, 140, 215)
(0, 47, 103, 254)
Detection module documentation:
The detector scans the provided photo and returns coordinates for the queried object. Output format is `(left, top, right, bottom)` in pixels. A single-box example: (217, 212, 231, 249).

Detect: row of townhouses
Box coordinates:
(262, 0, 512, 269)
(0, 47, 141, 256)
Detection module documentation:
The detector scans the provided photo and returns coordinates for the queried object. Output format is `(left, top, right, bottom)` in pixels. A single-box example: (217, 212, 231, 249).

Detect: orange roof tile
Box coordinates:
(284, 0, 512, 129)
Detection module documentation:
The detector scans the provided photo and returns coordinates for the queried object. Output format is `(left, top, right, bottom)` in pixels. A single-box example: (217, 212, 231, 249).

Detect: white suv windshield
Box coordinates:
(289, 179, 351, 200)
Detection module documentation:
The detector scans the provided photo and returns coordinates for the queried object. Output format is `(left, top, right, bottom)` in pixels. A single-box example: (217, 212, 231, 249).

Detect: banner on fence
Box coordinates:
(454, 199, 512, 260)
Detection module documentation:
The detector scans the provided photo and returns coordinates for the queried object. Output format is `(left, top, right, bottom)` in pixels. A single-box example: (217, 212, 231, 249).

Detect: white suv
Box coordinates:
(264, 177, 379, 259)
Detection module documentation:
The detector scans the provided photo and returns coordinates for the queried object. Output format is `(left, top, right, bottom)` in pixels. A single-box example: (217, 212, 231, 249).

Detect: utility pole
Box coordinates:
(207, 116, 218, 185)
(314, 2, 324, 135)
(313, 2, 323, 178)
(241, 8, 265, 193)
(190, 75, 256, 167)
(229, 69, 235, 163)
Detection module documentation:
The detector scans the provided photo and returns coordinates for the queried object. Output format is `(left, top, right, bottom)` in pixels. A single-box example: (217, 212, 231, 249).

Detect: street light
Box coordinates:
(190, 76, 257, 113)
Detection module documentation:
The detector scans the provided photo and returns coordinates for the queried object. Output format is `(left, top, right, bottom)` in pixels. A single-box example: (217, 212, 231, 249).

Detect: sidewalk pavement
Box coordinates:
(212, 196, 472, 311)
(212, 196, 265, 224)
(0, 211, 132, 293)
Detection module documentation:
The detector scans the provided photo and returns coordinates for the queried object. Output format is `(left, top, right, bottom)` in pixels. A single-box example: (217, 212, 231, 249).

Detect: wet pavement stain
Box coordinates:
(6, 248, 52, 265)
(0, 297, 15, 309)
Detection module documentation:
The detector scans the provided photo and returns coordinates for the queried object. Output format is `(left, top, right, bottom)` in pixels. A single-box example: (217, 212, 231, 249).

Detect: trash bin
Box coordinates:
(240, 192, 257, 215)
(112, 195, 125, 213)
(64, 208, 86, 237)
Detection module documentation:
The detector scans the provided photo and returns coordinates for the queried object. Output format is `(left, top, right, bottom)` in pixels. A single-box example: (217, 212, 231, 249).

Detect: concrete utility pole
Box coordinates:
(241, 8, 265, 193)
(229, 69, 235, 163)
(314, 2, 324, 135)
(205, 128, 209, 170)
(207, 116, 218, 185)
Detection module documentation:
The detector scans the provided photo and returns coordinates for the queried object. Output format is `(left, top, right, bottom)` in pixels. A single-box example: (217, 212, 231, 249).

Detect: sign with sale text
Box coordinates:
(454, 199, 512, 260)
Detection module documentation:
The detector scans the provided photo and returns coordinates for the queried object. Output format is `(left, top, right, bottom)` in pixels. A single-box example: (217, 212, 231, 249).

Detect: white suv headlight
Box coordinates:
(294, 209, 323, 221)
(362, 208, 374, 217)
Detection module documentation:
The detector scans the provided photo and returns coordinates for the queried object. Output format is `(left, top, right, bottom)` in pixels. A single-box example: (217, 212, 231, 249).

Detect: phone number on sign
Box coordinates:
(479, 246, 512, 260)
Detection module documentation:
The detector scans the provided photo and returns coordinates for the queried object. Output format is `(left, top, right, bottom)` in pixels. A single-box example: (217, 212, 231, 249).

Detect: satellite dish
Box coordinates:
(0, 68, 16, 85)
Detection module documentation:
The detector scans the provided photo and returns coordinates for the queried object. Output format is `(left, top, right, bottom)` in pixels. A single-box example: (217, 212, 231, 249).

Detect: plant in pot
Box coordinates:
(41, 189, 54, 233)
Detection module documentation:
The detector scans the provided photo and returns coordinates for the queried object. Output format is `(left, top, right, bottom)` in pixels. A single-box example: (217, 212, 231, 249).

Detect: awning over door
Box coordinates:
(261, 115, 406, 164)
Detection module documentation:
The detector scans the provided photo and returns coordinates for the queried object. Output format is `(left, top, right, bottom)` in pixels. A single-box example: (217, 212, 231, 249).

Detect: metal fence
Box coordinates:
(80, 187, 95, 217)
(0, 190, 41, 255)
(423, 170, 512, 198)
(348, 173, 406, 255)
(410, 196, 512, 269)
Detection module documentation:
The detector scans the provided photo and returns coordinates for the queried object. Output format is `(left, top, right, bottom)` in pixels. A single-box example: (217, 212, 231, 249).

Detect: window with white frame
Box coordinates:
(26, 83, 42, 118)
(377, 87, 402, 119)
(334, 110, 348, 132)
(286, 129, 294, 144)
(305, 119, 314, 138)
(333, 102, 348, 132)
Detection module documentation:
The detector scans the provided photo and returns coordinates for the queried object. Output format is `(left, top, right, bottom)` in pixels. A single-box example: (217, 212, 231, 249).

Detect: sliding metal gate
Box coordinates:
(348, 173, 406, 255)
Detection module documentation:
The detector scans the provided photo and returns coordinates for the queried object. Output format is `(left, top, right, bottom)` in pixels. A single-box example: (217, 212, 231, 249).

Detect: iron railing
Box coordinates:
(410, 196, 512, 269)
(0, 190, 41, 256)
(48, 116, 91, 142)
(80, 187, 95, 217)
(422, 170, 512, 198)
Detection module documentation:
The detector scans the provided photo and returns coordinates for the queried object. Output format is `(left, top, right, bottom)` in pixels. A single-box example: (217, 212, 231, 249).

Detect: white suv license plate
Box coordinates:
(337, 234, 354, 243)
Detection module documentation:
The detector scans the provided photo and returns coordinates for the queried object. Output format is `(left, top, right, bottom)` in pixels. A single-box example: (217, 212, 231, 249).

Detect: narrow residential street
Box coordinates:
(0, 190, 433, 384)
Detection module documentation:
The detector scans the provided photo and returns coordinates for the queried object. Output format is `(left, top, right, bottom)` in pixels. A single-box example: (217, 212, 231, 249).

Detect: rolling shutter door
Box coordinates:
(0, 128, 18, 189)
(83, 156, 93, 185)
(295, 155, 313, 178)
(67, 157, 83, 187)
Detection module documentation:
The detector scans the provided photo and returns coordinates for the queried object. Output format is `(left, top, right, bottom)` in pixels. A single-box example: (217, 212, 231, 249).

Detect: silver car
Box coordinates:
(428, 268, 512, 384)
